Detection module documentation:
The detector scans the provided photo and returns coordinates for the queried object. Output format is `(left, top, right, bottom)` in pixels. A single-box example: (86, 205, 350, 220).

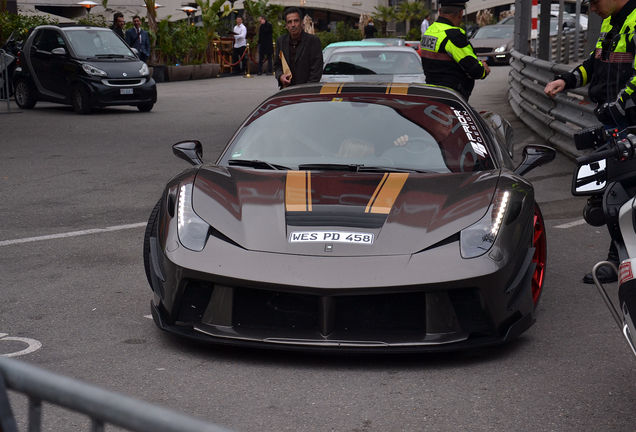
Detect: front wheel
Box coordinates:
(137, 103, 153, 112)
(71, 84, 92, 114)
(14, 79, 37, 109)
(143, 199, 161, 289)
(531, 203, 547, 309)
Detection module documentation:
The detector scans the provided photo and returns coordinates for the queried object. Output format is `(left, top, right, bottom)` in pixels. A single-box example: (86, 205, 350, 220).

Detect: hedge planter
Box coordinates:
(166, 65, 194, 81)
(192, 63, 217, 80)
(151, 64, 165, 83)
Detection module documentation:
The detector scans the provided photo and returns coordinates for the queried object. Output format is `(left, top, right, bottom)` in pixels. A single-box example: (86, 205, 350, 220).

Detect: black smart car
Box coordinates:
(13, 25, 157, 114)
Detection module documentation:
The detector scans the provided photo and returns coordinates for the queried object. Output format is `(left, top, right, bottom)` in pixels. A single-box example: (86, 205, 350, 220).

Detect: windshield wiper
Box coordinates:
(95, 54, 125, 58)
(228, 159, 290, 170)
(297, 164, 428, 173)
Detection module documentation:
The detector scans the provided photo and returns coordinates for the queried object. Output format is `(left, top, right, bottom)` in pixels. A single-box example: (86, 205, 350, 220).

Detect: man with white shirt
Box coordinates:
(421, 13, 430, 35)
(232, 16, 247, 75)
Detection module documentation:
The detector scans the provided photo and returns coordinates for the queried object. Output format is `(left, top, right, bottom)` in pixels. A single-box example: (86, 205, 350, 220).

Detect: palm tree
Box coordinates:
(396, 0, 427, 35)
(371, 5, 396, 34)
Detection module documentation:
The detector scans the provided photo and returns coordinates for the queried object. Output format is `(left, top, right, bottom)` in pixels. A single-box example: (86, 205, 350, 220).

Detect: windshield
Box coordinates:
(65, 29, 135, 58)
(324, 51, 423, 75)
(220, 95, 494, 174)
(473, 26, 513, 39)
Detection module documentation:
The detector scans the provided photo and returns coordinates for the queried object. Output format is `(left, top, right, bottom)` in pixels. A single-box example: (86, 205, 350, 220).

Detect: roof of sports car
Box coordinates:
(275, 82, 465, 101)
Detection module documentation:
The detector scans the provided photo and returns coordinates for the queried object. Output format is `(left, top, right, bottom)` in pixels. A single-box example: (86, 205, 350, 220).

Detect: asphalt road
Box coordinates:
(2, 67, 636, 432)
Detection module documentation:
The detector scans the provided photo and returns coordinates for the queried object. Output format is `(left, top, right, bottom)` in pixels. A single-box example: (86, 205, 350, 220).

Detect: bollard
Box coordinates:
(244, 42, 253, 78)
(213, 42, 221, 77)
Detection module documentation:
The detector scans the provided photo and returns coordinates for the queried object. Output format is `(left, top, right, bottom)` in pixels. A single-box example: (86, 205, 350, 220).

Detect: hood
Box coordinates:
(470, 38, 512, 50)
(192, 166, 499, 256)
(84, 59, 147, 78)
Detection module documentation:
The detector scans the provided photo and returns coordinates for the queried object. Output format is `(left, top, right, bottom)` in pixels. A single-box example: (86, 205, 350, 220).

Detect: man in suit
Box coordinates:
(111, 12, 125, 40)
(125, 16, 150, 63)
(274, 7, 323, 88)
(257, 15, 273, 76)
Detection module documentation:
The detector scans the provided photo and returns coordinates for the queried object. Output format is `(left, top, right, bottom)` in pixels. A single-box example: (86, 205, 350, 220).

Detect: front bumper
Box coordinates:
(85, 77, 157, 107)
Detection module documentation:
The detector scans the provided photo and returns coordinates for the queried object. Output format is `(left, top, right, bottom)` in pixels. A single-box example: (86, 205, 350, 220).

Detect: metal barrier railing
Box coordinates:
(0, 356, 237, 432)
(508, 49, 600, 158)
(0, 49, 12, 112)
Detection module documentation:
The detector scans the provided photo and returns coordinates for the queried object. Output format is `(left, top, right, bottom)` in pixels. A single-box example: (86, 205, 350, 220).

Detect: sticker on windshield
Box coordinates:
(453, 109, 487, 157)
(289, 231, 374, 245)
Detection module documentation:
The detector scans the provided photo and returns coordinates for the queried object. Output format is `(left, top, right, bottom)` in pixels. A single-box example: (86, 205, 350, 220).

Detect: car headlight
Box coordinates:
(177, 183, 210, 251)
(139, 63, 149, 76)
(494, 45, 507, 53)
(460, 190, 510, 258)
(82, 63, 107, 77)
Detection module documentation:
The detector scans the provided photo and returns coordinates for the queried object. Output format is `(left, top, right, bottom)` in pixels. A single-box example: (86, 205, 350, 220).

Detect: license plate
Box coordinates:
(289, 231, 374, 245)
(478, 56, 488, 62)
(120, 88, 133, 95)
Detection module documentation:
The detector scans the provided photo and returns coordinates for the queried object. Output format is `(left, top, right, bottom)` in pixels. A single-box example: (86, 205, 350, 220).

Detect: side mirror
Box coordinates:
(173, 141, 203, 166)
(514, 145, 556, 176)
(131, 47, 139, 56)
(51, 47, 66, 55)
(572, 160, 607, 196)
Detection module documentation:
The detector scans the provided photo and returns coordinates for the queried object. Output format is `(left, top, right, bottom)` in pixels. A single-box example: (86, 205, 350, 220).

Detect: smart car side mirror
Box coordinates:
(51, 47, 66, 56)
(173, 141, 203, 166)
(131, 47, 139, 56)
(514, 145, 556, 176)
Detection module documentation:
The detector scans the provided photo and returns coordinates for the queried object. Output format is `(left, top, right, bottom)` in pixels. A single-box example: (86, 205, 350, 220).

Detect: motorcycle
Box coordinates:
(0, 31, 21, 99)
(572, 124, 636, 358)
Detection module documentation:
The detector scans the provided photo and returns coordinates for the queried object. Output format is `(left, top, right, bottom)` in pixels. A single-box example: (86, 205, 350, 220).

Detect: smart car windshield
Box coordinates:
(65, 29, 135, 58)
(221, 95, 494, 173)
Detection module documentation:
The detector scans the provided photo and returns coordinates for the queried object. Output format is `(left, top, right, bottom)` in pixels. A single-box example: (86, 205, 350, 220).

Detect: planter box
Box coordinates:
(166, 65, 194, 82)
(151, 65, 165, 83)
(192, 63, 219, 80)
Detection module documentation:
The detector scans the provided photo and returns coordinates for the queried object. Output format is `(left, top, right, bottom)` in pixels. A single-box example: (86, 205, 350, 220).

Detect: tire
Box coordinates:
(71, 84, 92, 114)
(143, 199, 162, 289)
(531, 203, 547, 309)
(14, 79, 37, 109)
(137, 103, 154, 112)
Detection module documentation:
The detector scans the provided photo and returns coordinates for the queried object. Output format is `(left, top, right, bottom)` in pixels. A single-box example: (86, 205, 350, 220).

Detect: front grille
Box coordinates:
(102, 78, 145, 87)
(473, 48, 494, 54)
(176, 281, 214, 323)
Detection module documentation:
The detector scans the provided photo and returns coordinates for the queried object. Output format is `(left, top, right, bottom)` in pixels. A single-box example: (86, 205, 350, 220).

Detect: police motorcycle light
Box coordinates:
(177, 183, 210, 251)
(82, 63, 107, 77)
(460, 190, 510, 258)
(139, 63, 149, 76)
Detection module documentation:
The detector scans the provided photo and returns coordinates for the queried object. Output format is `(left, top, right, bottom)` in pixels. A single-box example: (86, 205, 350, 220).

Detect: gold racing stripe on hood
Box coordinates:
(365, 172, 409, 214)
(386, 83, 409, 94)
(320, 83, 344, 94)
(286, 171, 312, 211)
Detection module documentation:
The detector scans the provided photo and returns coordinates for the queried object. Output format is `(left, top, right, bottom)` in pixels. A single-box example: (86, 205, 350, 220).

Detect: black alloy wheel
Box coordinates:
(71, 84, 91, 114)
(14, 79, 37, 109)
(137, 103, 154, 112)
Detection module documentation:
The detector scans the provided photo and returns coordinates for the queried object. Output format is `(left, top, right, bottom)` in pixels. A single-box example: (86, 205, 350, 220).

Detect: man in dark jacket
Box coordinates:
(258, 15, 273, 75)
(274, 7, 323, 88)
(125, 16, 150, 63)
(544, 0, 636, 284)
(421, 0, 490, 101)
(111, 12, 125, 40)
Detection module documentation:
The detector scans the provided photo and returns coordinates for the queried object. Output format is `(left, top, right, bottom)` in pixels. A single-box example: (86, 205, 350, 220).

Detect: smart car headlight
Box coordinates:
(82, 63, 107, 77)
(177, 183, 210, 251)
(494, 45, 507, 53)
(139, 63, 149, 76)
(460, 190, 510, 258)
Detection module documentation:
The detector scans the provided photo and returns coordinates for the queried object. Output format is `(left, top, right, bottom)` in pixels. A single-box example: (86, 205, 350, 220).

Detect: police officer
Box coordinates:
(421, 0, 490, 101)
(544, 0, 636, 284)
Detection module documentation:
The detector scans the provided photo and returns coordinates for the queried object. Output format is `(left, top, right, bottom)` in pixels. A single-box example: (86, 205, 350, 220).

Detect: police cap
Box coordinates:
(438, 0, 468, 7)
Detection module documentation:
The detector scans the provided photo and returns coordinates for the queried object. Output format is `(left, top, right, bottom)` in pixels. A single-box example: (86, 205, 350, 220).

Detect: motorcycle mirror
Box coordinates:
(514, 145, 556, 176)
(571, 160, 607, 196)
(173, 141, 204, 166)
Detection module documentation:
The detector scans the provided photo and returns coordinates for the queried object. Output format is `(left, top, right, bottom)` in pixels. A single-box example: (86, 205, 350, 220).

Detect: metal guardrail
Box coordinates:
(0, 356, 237, 432)
(508, 49, 600, 159)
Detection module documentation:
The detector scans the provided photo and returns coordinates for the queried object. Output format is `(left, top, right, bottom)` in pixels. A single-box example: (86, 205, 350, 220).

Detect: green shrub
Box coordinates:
(0, 12, 58, 45)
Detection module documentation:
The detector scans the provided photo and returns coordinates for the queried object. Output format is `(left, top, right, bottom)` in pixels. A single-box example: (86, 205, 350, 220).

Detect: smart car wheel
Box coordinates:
(14, 79, 36, 109)
(71, 84, 91, 114)
(143, 199, 161, 288)
(137, 103, 154, 112)
(531, 203, 547, 308)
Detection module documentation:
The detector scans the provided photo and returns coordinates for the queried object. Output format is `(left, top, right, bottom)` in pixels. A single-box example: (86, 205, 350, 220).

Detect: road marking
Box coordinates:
(0, 333, 42, 358)
(0, 222, 147, 247)
(554, 219, 587, 229)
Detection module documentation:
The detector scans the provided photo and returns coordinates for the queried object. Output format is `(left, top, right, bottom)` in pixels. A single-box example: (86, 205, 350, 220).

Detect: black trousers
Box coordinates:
(258, 49, 273, 74)
(232, 46, 246, 74)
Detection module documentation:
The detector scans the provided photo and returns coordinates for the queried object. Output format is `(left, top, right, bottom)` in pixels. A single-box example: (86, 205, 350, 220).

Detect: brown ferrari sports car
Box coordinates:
(144, 82, 555, 352)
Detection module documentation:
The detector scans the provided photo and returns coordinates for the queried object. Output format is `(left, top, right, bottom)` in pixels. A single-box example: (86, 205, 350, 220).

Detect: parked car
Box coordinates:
(322, 46, 425, 83)
(322, 40, 386, 61)
(13, 25, 157, 114)
(498, 12, 578, 34)
(144, 81, 556, 352)
(470, 24, 514, 65)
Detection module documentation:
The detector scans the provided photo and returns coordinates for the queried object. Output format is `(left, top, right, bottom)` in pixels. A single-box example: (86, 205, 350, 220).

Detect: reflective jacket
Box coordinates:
(421, 17, 487, 101)
(558, 0, 636, 123)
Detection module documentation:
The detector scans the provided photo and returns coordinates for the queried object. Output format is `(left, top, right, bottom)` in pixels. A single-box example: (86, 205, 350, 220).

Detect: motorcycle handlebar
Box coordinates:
(576, 146, 622, 166)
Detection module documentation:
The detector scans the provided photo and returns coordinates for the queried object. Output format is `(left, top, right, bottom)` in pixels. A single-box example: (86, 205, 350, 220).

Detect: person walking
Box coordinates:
(125, 16, 150, 63)
(544, 0, 636, 284)
(420, 0, 490, 101)
(364, 19, 378, 39)
(257, 15, 273, 75)
(274, 7, 323, 88)
(232, 16, 247, 75)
